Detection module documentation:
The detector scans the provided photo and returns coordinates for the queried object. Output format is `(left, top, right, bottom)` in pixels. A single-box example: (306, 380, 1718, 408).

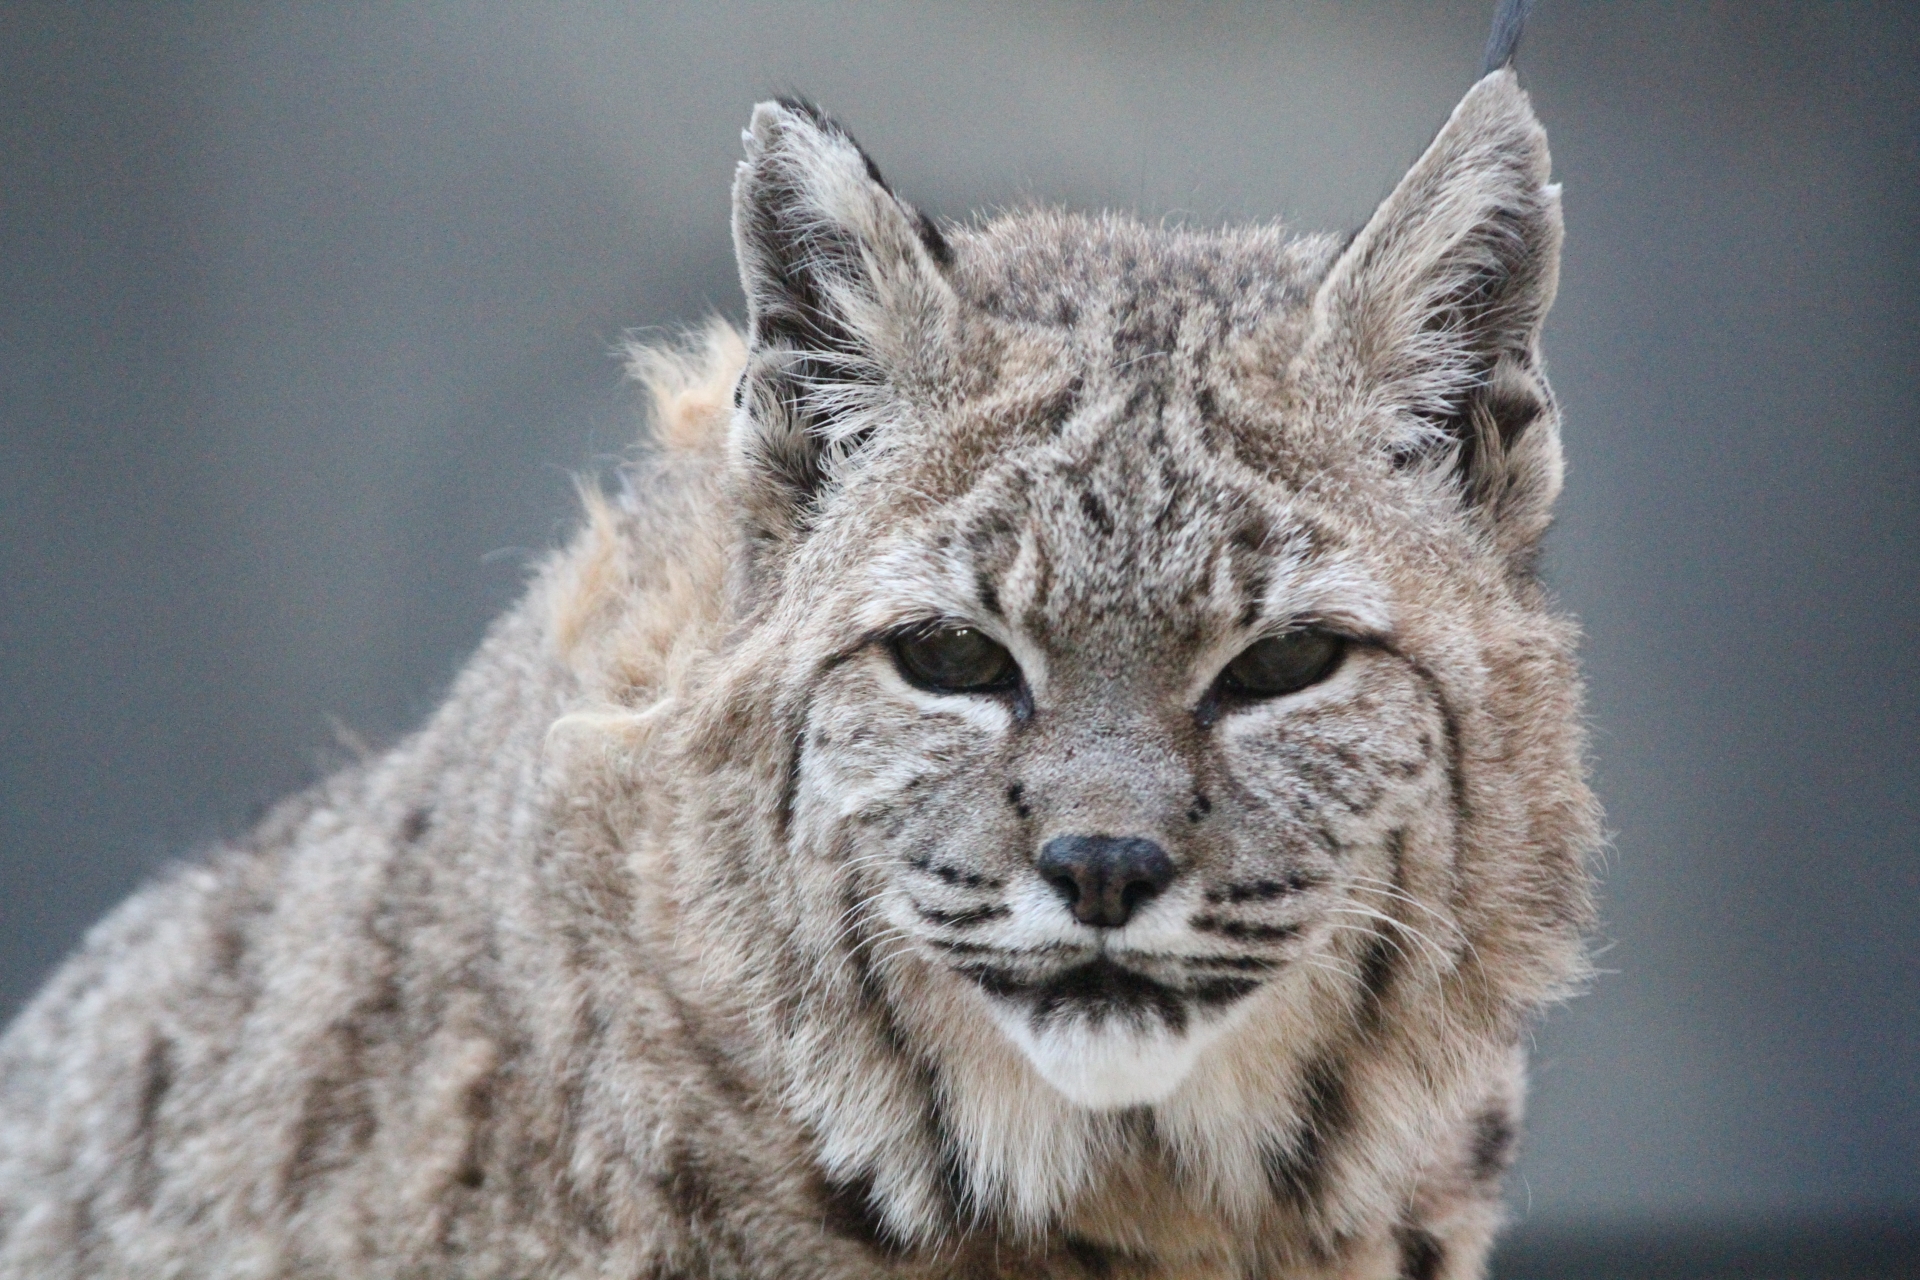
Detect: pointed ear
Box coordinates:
(1307, 69, 1565, 567)
(729, 99, 955, 544)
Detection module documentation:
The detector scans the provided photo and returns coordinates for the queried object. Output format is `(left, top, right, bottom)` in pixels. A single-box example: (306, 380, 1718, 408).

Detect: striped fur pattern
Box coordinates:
(0, 71, 1595, 1279)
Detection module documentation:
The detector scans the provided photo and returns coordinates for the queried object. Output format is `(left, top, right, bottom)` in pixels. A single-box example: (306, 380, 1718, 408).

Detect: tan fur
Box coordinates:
(0, 73, 1596, 1279)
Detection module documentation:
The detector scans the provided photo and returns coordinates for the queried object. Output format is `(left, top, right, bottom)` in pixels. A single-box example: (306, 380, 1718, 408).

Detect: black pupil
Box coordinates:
(1223, 631, 1344, 697)
(894, 626, 1016, 692)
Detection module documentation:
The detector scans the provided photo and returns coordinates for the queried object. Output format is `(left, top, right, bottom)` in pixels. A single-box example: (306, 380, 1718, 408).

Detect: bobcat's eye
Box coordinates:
(891, 624, 1019, 694)
(1219, 630, 1346, 699)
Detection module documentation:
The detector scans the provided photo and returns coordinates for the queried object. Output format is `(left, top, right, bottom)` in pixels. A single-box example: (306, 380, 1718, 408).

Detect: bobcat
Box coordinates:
(0, 63, 1595, 1280)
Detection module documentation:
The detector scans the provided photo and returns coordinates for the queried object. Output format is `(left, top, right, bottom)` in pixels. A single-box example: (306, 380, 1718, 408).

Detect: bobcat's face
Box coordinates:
(790, 380, 1450, 1108)
(718, 83, 1578, 1144)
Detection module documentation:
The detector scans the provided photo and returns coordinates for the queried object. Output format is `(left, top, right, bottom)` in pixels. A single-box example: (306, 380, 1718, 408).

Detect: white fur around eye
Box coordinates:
(1213, 640, 1370, 738)
(871, 649, 1018, 733)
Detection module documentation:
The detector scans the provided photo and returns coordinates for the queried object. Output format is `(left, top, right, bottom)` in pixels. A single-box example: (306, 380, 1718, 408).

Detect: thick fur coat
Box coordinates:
(0, 71, 1596, 1279)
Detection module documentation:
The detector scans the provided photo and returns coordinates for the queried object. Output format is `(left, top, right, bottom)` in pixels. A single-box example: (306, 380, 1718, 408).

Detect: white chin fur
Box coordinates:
(991, 1008, 1227, 1109)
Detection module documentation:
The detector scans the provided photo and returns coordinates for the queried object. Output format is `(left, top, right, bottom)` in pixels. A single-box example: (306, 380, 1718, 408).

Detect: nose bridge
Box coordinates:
(1026, 709, 1193, 841)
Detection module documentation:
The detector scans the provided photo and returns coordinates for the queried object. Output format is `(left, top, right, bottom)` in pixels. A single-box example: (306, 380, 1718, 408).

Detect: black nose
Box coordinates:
(1036, 835, 1176, 929)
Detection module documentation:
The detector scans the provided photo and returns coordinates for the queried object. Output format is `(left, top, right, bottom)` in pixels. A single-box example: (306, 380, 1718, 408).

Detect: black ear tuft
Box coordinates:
(1482, 0, 1535, 75)
(914, 209, 955, 269)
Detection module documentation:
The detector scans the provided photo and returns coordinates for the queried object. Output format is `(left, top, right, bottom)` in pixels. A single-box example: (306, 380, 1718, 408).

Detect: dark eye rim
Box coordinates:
(886, 620, 1025, 697)
(1200, 627, 1354, 721)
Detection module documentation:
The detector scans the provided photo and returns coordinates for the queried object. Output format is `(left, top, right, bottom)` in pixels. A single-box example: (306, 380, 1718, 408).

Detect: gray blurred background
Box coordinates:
(3, 1, 1916, 1271)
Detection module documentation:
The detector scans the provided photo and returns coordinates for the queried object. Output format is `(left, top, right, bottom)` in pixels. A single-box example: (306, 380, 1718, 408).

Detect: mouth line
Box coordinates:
(927, 938, 1285, 970)
(950, 953, 1265, 1030)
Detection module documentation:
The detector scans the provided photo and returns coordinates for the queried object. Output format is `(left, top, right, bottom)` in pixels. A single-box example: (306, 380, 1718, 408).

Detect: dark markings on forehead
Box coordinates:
(943, 409, 1347, 644)
(1229, 517, 1275, 630)
(963, 508, 1019, 555)
(959, 504, 1023, 615)
(973, 566, 1001, 618)
(1077, 489, 1113, 538)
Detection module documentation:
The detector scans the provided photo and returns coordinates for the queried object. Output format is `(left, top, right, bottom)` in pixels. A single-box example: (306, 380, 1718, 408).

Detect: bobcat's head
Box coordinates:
(680, 77, 1590, 1231)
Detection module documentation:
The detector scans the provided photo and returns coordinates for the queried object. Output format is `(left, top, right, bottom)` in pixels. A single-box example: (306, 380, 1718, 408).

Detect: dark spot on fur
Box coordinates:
(914, 902, 1011, 928)
(925, 938, 999, 956)
(777, 726, 805, 841)
(914, 858, 1002, 891)
(820, 1170, 904, 1253)
(975, 567, 1001, 616)
(954, 964, 1026, 1000)
(930, 1099, 976, 1228)
(1236, 578, 1270, 631)
(283, 957, 404, 1205)
(965, 510, 1018, 555)
(1471, 1106, 1519, 1181)
(400, 807, 431, 844)
(1064, 1236, 1118, 1277)
(1189, 954, 1280, 973)
(1397, 1226, 1445, 1280)
(1078, 488, 1113, 535)
(657, 1139, 724, 1225)
(1205, 874, 1311, 905)
(1194, 385, 1219, 423)
(1189, 976, 1263, 1007)
(1356, 932, 1396, 1030)
(1263, 1057, 1349, 1207)
(1186, 790, 1212, 824)
(1007, 783, 1032, 820)
(131, 1034, 173, 1208)
(1231, 517, 1269, 555)
(1042, 374, 1084, 433)
(1120, 381, 1163, 421)
(1387, 828, 1409, 887)
(1189, 916, 1298, 943)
